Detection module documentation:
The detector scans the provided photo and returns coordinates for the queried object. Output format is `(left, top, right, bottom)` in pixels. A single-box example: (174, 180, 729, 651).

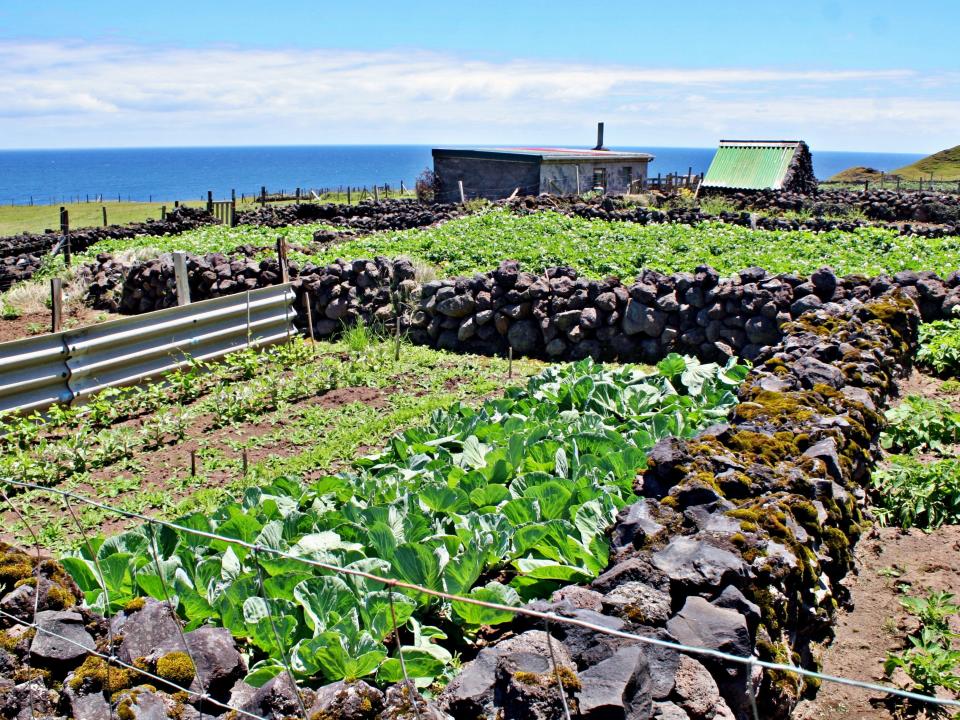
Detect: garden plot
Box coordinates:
(0, 331, 543, 553)
(795, 360, 960, 719)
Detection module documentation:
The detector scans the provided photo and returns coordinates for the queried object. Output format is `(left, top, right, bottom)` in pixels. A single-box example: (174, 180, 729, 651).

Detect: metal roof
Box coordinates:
(432, 147, 654, 163)
(702, 140, 802, 190)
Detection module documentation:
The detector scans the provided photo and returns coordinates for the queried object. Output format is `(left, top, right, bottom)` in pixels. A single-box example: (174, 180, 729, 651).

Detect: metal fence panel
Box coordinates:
(67, 284, 295, 402)
(0, 333, 71, 415)
(0, 284, 296, 414)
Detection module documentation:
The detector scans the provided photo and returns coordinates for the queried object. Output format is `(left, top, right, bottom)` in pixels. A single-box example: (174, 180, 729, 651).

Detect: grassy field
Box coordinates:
(311, 208, 960, 278)
(0, 189, 420, 236)
(0, 200, 206, 236)
(24, 207, 960, 286)
(893, 144, 960, 181)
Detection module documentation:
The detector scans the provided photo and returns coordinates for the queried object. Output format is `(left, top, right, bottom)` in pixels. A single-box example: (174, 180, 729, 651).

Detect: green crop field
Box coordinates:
(48, 208, 960, 281)
(313, 208, 960, 278)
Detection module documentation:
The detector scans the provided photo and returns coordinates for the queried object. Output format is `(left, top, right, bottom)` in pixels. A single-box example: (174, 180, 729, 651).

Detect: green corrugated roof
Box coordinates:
(702, 141, 800, 190)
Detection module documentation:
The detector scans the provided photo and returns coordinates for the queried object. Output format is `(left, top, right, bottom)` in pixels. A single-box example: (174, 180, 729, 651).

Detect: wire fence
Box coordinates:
(2, 476, 958, 720)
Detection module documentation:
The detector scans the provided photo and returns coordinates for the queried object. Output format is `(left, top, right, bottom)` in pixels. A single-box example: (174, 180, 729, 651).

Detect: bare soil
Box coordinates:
(792, 525, 960, 719)
(794, 368, 960, 718)
(0, 307, 120, 344)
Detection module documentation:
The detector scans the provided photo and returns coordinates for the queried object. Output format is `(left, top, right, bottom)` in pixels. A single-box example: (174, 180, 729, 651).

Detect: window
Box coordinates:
(592, 167, 607, 190)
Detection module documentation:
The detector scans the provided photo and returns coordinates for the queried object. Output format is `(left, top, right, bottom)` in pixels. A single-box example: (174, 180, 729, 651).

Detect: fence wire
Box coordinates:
(2, 477, 959, 717)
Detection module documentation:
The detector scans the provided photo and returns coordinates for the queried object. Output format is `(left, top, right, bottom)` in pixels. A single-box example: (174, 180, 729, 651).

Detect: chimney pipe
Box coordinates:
(594, 122, 605, 150)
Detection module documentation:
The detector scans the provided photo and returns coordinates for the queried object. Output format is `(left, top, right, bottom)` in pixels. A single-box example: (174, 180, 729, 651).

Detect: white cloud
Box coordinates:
(0, 39, 956, 150)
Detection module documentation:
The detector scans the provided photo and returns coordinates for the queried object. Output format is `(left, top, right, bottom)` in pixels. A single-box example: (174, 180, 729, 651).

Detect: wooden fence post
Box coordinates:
(458, 180, 466, 203)
(173, 251, 191, 305)
(373, 185, 380, 202)
(206, 191, 213, 213)
(161, 205, 167, 221)
(304, 291, 315, 344)
(261, 186, 267, 207)
(50, 278, 63, 333)
(102, 206, 108, 227)
(347, 187, 351, 204)
(276, 237, 289, 283)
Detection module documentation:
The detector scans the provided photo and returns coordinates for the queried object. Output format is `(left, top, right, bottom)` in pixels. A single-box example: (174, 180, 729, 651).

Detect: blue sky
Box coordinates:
(1, 0, 958, 151)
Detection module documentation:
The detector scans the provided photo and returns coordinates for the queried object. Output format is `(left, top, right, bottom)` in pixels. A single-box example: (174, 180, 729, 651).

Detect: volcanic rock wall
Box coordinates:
(437, 293, 919, 720)
(507, 193, 960, 238)
(94, 251, 959, 367)
(234, 198, 464, 230)
(0, 207, 215, 291)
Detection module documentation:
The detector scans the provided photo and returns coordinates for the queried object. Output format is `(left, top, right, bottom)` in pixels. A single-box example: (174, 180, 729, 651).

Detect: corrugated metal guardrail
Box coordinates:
(0, 283, 297, 415)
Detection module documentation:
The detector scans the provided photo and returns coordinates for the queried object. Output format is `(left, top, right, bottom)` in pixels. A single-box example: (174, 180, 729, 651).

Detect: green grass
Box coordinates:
(0, 190, 419, 237)
(827, 166, 888, 183)
(0, 200, 207, 236)
(312, 208, 960, 279)
(894, 145, 960, 181)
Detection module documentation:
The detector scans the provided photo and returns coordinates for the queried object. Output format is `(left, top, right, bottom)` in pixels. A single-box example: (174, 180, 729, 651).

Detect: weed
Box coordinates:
(342, 318, 374, 355)
(918, 316, 960, 376)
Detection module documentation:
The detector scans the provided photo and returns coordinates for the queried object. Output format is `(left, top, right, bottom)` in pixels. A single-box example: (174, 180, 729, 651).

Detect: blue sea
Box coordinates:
(0, 145, 926, 206)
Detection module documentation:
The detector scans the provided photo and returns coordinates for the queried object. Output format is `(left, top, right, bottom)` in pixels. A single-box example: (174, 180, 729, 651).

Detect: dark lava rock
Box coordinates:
(652, 537, 747, 588)
(29, 610, 94, 666)
(576, 645, 653, 720)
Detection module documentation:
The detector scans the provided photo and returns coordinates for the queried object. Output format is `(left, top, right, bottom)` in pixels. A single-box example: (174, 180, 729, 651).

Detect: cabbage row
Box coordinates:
(62, 356, 747, 689)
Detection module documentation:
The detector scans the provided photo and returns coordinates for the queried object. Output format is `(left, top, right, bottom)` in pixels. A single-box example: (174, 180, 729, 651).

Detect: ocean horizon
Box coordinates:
(0, 145, 926, 206)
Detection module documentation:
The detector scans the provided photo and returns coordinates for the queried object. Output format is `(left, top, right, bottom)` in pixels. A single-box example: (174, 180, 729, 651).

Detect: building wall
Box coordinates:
(433, 156, 541, 202)
(540, 160, 649, 195)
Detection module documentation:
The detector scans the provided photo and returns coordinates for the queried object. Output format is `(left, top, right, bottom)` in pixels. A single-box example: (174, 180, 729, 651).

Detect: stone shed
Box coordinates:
(432, 147, 654, 202)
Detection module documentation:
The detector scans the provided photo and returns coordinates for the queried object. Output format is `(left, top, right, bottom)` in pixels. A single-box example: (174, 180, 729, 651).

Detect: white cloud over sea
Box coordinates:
(2, 40, 957, 151)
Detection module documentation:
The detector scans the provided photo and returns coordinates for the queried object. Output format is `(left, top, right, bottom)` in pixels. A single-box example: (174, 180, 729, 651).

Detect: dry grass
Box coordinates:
(412, 258, 438, 284)
(1, 282, 51, 315)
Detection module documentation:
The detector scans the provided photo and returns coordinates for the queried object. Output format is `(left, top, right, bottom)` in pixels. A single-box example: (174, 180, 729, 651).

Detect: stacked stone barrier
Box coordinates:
(235, 198, 465, 230)
(0, 207, 215, 291)
(81, 250, 959, 367)
(505, 193, 960, 238)
(0, 292, 922, 720)
(435, 292, 919, 720)
(727, 188, 960, 224)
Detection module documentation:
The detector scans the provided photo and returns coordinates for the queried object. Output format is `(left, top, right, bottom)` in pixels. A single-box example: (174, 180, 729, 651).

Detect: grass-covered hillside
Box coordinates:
(893, 144, 960, 180)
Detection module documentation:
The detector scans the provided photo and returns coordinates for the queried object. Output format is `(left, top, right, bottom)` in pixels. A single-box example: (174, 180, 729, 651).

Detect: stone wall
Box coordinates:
(234, 198, 464, 229)
(0, 275, 926, 720)
(90, 251, 959, 368)
(0, 207, 215, 291)
(296, 258, 956, 364)
(507, 193, 960, 238)
(437, 293, 919, 720)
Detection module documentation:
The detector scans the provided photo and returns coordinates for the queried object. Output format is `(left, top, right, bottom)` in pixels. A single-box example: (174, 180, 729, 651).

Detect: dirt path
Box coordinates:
(793, 525, 960, 719)
(795, 366, 960, 718)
